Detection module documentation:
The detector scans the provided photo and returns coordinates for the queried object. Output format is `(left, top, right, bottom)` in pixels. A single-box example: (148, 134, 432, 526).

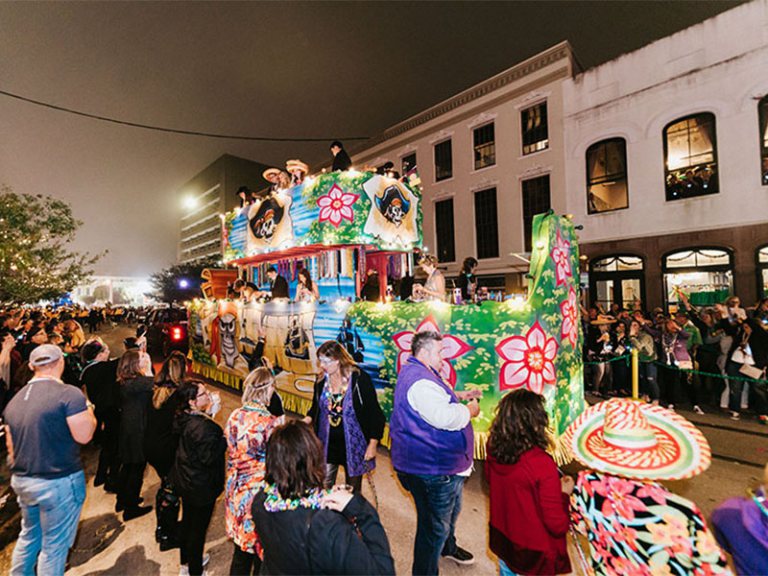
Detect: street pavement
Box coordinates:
(0, 324, 764, 575)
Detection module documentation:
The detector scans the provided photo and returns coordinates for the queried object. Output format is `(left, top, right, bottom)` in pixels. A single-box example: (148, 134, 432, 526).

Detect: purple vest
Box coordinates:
(390, 357, 474, 475)
(316, 375, 373, 478)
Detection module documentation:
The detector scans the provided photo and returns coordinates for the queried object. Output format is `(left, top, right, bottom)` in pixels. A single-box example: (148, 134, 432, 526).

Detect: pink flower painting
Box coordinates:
(317, 184, 358, 228)
(393, 315, 473, 387)
(550, 229, 572, 287)
(560, 287, 579, 349)
(496, 321, 558, 394)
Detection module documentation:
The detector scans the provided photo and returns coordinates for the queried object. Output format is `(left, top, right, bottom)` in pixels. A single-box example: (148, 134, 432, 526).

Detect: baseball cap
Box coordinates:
(29, 344, 64, 368)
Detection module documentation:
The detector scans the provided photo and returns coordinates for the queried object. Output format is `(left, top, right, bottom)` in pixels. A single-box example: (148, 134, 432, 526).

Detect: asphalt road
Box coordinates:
(0, 324, 763, 575)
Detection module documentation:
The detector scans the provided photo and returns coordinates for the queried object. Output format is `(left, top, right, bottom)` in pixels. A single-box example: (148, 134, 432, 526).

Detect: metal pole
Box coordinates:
(631, 348, 640, 400)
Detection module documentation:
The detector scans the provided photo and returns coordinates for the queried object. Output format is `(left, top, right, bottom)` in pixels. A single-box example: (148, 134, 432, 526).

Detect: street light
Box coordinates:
(183, 196, 198, 211)
(178, 279, 190, 288)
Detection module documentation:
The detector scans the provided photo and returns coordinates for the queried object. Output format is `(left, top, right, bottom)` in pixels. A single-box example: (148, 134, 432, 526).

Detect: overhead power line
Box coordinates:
(0, 87, 370, 142)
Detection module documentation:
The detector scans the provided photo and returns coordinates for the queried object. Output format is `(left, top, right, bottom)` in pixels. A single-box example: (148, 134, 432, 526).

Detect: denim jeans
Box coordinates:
(397, 472, 466, 576)
(10, 470, 86, 576)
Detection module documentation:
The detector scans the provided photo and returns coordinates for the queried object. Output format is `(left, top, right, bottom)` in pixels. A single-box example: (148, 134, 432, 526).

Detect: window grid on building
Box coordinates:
(521, 102, 549, 155)
(401, 152, 417, 176)
(522, 175, 551, 252)
(434, 199, 456, 263)
(474, 188, 499, 259)
(663, 112, 718, 201)
(473, 123, 496, 170)
(434, 140, 453, 182)
(586, 138, 629, 214)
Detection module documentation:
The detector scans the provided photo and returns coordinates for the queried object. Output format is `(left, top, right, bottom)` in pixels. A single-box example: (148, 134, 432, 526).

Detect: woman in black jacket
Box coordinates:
(145, 351, 186, 550)
(252, 420, 394, 575)
(305, 340, 385, 493)
(116, 349, 154, 521)
(170, 380, 226, 576)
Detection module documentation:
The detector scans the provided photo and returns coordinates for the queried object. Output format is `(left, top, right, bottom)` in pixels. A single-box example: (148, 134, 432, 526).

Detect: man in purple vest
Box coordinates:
(390, 331, 479, 575)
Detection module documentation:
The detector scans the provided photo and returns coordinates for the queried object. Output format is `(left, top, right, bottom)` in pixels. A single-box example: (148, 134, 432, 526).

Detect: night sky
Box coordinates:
(0, 1, 742, 276)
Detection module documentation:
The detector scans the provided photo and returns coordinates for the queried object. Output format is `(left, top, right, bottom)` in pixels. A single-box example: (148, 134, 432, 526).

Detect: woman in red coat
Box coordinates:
(486, 389, 572, 575)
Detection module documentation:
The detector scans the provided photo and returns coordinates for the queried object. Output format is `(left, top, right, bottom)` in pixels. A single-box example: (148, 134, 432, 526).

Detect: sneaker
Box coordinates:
(693, 405, 704, 415)
(730, 411, 740, 421)
(667, 404, 675, 411)
(179, 565, 189, 576)
(442, 546, 475, 565)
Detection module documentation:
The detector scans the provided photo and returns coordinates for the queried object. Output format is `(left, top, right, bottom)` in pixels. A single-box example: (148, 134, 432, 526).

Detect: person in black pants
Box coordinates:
(116, 349, 154, 520)
(80, 338, 121, 492)
(171, 381, 226, 576)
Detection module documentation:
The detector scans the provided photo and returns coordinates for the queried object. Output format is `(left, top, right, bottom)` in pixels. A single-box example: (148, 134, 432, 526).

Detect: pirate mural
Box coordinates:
(363, 174, 419, 245)
(247, 193, 293, 252)
(284, 314, 311, 360)
(209, 301, 249, 373)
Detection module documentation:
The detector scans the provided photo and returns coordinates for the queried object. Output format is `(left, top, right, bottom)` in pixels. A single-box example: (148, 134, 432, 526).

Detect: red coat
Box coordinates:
(485, 447, 571, 575)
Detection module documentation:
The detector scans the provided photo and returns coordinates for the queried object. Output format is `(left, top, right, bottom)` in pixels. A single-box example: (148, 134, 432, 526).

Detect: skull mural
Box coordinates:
(249, 199, 284, 243)
(209, 302, 248, 374)
(375, 186, 411, 227)
(246, 193, 293, 253)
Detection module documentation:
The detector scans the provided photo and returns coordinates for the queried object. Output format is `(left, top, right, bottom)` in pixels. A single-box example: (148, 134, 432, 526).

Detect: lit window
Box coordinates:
(586, 138, 628, 213)
(663, 113, 718, 200)
(473, 123, 496, 170)
(521, 102, 548, 155)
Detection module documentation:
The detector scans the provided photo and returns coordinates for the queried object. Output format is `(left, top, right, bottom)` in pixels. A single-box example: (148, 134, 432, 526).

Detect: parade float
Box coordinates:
(187, 169, 584, 460)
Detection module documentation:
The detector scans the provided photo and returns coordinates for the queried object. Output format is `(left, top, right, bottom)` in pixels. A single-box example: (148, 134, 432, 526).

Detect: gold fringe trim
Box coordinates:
(190, 362, 243, 391)
(277, 389, 313, 416)
(380, 427, 489, 460)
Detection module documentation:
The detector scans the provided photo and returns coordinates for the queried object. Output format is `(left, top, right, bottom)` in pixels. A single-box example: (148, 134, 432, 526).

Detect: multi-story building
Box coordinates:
(177, 154, 272, 263)
(351, 42, 580, 292)
(563, 0, 768, 311)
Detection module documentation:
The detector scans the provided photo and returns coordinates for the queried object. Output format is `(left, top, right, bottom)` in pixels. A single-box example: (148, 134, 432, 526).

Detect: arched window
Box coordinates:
(588, 254, 645, 312)
(757, 245, 768, 298)
(759, 95, 768, 186)
(663, 113, 718, 201)
(662, 247, 732, 310)
(586, 138, 628, 214)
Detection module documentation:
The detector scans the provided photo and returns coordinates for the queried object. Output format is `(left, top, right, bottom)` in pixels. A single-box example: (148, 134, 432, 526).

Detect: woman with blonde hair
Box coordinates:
(226, 367, 283, 575)
(305, 340, 385, 493)
(414, 254, 446, 301)
(145, 351, 187, 550)
(116, 349, 154, 521)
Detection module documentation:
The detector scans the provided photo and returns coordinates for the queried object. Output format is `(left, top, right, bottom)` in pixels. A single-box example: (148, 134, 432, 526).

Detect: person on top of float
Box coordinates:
(285, 159, 309, 187)
(413, 254, 445, 302)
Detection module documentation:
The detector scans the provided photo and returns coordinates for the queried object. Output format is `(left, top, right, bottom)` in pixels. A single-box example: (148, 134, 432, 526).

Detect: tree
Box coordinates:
(148, 255, 221, 303)
(0, 186, 101, 304)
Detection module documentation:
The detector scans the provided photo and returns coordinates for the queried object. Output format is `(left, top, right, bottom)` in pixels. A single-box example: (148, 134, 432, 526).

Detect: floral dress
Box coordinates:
(225, 403, 279, 555)
(570, 471, 729, 576)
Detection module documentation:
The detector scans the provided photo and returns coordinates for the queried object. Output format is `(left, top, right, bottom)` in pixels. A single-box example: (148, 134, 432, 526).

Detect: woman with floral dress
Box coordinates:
(565, 398, 728, 575)
(225, 368, 283, 576)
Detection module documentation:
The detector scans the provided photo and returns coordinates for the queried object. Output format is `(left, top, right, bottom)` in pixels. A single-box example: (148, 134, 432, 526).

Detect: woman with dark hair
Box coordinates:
(170, 380, 226, 576)
(251, 420, 394, 575)
(116, 349, 154, 521)
(145, 351, 187, 550)
(225, 368, 283, 576)
(486, 390, 572, 576)
(305, 340, 385, 493)
(296, 268, 319, 302)
(457, 257, 478, 302)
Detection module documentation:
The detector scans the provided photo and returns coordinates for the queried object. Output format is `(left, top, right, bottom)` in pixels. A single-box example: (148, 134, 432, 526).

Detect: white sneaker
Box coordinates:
(693, 405, 704, 415)
(730, 411, 740, 421)
(179, 566, 189, 576)
(203, 553, 210, 567)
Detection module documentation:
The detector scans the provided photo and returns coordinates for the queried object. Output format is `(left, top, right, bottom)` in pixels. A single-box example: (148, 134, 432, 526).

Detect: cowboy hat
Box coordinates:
(590, 314, 617, 326)
(564, 398, 711, 481)
(285, 159, 309, 174)
(262, 168, 282, 183)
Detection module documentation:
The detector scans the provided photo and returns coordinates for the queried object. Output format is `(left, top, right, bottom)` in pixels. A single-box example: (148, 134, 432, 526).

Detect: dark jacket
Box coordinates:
(332, 149, 352, 172)
(144, 387, 183, 478)
(270, 275, 289, 299)
(80, 358, 120, 411)
(170, 412, 226, 506)
(118, 375, 154, 463)
(251, 490, 394, 575)
(307, 369, 385, 443)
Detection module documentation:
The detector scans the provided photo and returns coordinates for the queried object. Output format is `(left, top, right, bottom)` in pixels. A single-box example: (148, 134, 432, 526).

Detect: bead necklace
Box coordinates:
(262, 482, 329, 512)
(325, 374, 348, 428)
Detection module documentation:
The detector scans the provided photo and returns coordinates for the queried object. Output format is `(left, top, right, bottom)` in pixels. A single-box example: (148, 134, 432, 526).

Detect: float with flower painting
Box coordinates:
(187, 169, 584, 460)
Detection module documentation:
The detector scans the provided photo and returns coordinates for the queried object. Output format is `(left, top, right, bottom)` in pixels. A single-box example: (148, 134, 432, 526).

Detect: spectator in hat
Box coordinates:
(330, 141, 352, 172)
(285, 159, 309, 186)
(567, 398, 727, 575)
(3, 344, 97, 575)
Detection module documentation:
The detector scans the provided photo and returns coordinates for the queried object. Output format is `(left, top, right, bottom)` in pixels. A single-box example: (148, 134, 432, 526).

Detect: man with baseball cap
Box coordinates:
(3, 344, 96, 575)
